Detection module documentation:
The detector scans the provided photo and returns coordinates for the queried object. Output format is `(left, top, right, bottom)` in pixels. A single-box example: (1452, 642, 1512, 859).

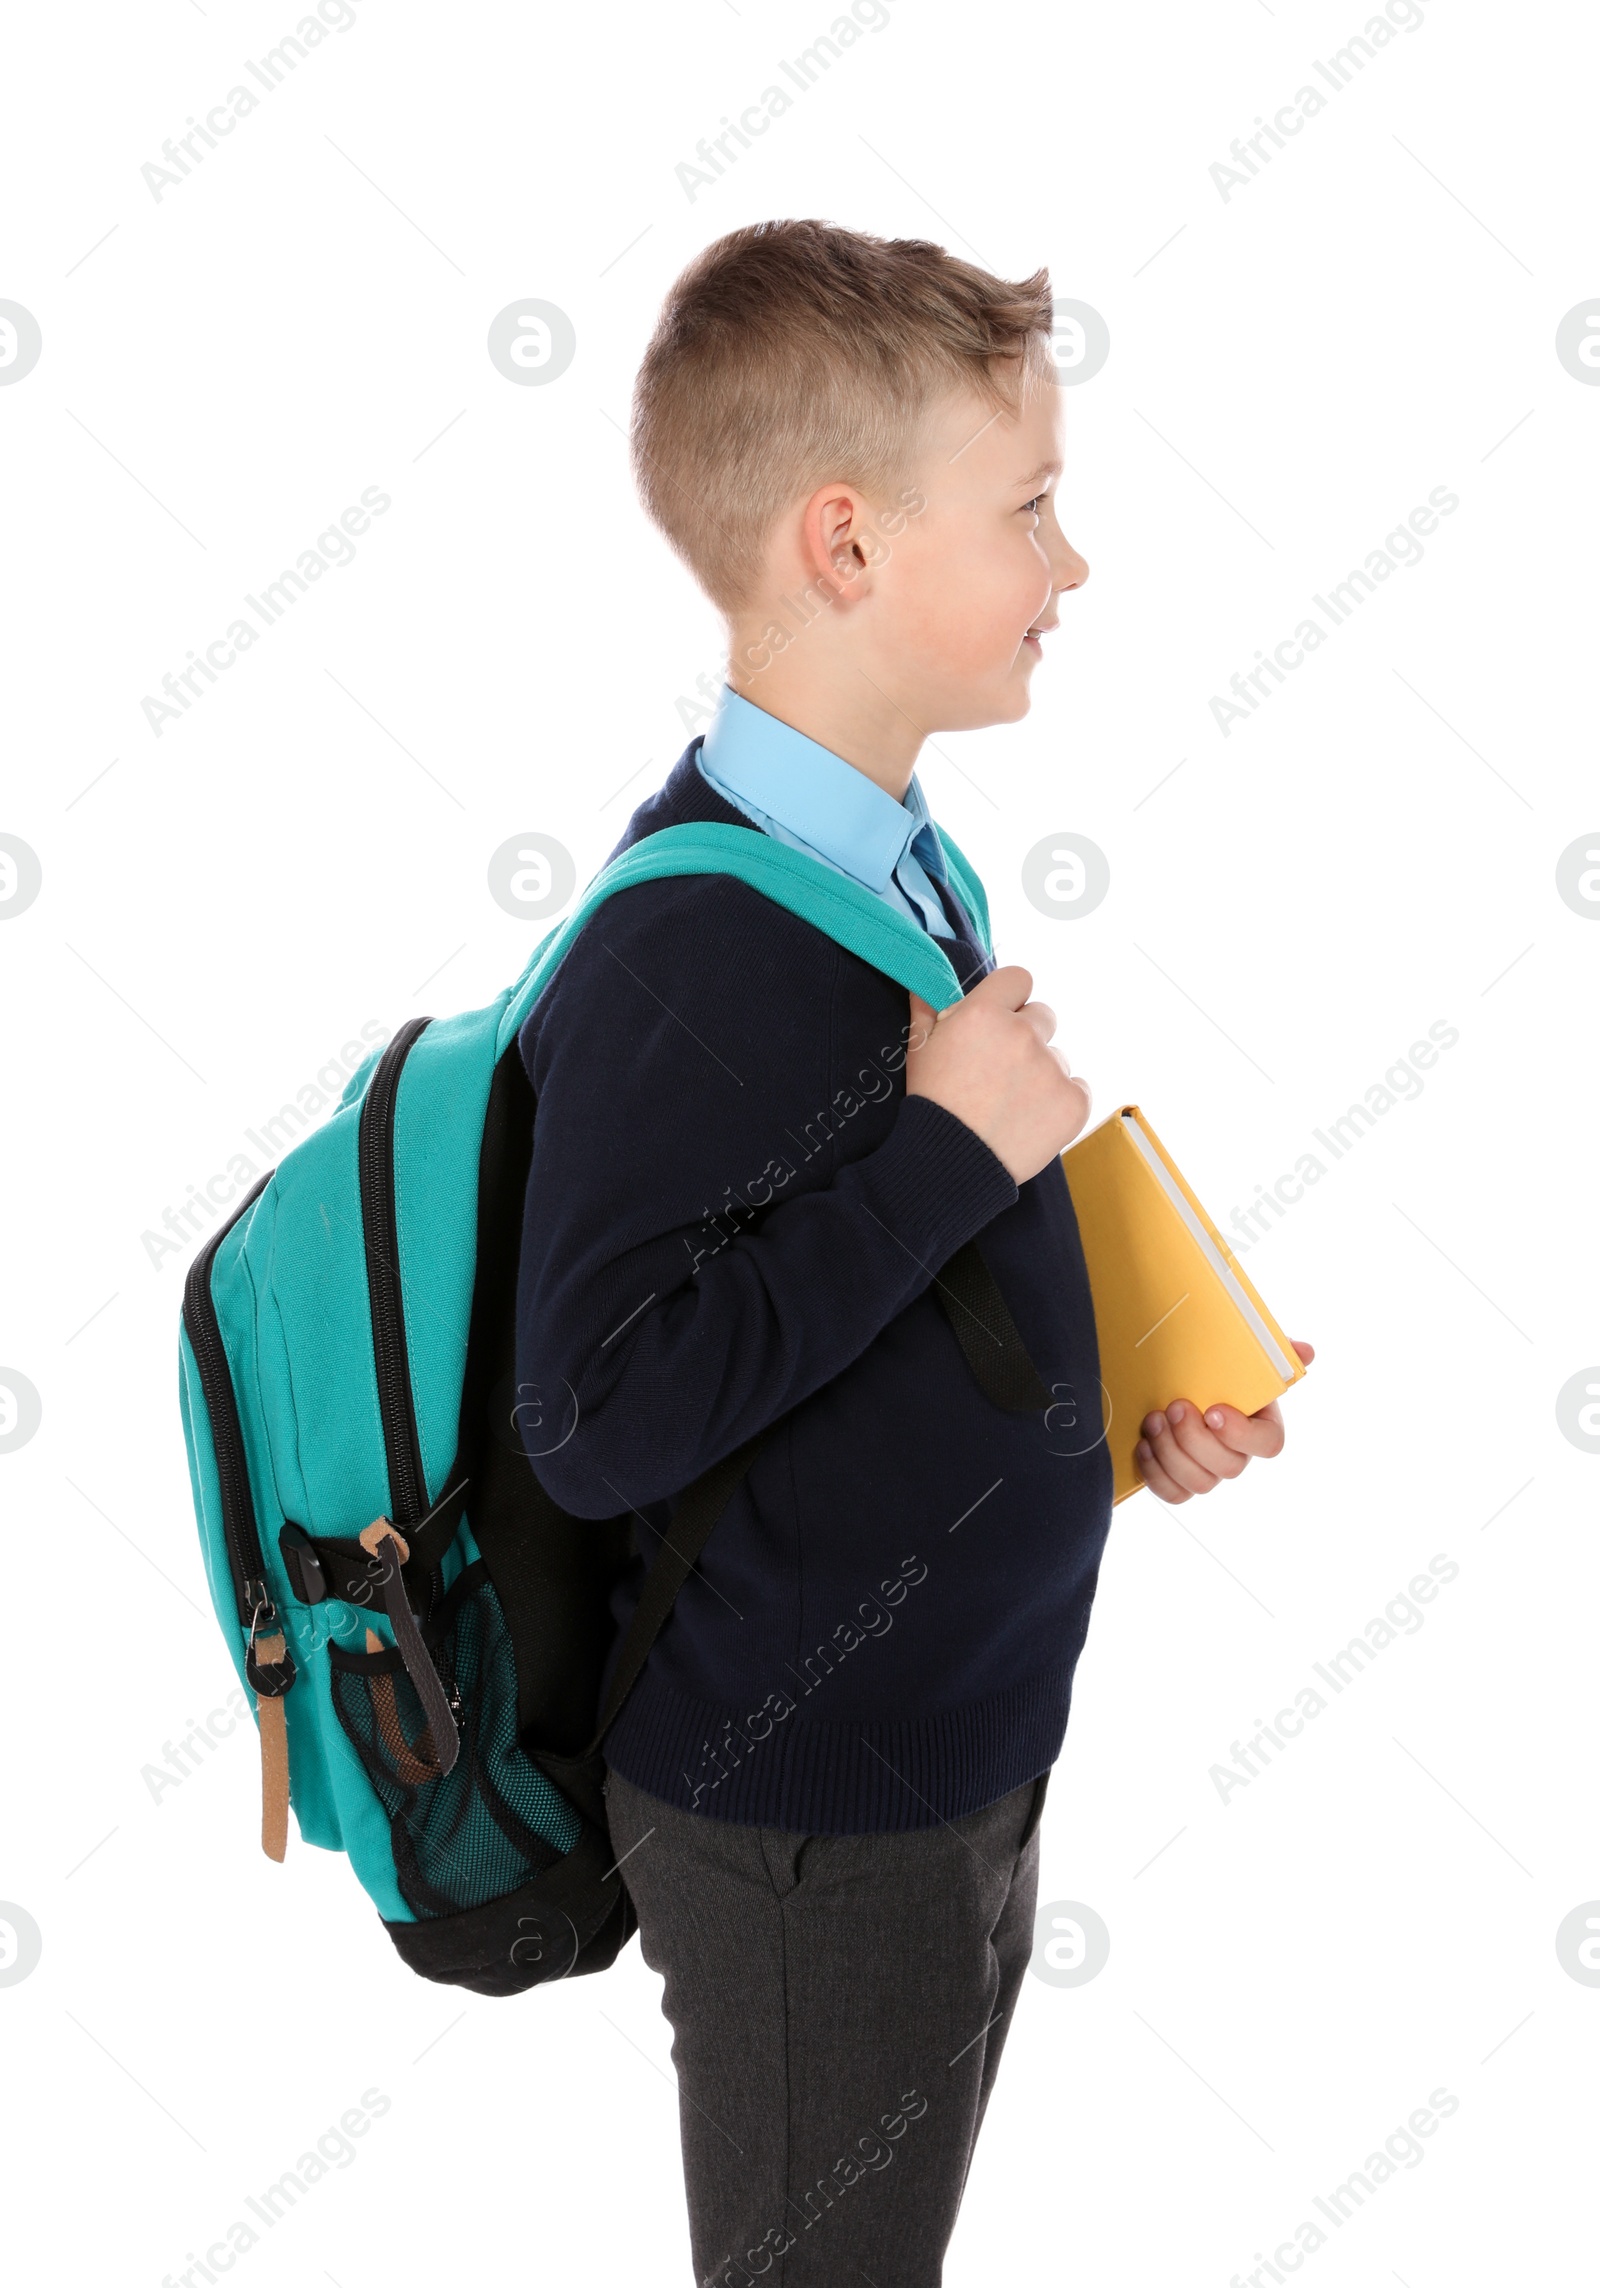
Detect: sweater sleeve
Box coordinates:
(513, 874, 1018, 1514)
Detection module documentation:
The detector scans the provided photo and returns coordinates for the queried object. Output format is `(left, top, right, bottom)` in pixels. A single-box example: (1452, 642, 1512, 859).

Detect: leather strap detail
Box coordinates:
(277, 1472, 469, 1611)
(365, 1627, 442, 1783)
(254, 1633, 290, 1863)
(360, 1523, 461, 1779)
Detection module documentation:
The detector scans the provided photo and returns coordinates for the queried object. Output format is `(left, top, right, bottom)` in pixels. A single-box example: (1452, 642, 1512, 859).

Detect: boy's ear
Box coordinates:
(798, 481, 877, 604)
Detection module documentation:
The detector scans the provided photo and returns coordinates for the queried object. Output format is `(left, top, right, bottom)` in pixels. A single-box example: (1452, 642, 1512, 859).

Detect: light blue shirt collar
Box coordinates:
(698, 687, 950, 906)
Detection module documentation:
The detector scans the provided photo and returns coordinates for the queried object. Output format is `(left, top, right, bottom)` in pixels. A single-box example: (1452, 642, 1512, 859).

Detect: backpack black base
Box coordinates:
(383, 1813, 636, 1998)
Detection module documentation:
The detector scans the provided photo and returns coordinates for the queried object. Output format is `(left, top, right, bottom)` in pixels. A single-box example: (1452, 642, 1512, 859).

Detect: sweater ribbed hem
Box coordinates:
(601, 1661, 1076, 1835)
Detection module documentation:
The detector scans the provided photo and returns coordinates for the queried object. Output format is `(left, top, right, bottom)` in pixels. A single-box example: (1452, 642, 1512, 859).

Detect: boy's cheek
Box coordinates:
(887, 546, 1029, 677)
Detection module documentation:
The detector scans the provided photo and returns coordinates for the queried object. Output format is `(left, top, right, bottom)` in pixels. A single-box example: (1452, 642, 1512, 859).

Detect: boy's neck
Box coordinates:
(722, 653, 921, 801)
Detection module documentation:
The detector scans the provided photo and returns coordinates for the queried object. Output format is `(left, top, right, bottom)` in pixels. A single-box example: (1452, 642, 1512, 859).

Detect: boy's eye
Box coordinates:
(1020, 494, 1046, 515)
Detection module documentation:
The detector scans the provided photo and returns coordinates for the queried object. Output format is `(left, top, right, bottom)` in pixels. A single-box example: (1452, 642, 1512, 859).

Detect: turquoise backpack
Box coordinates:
(178, 819, 1019, 1995)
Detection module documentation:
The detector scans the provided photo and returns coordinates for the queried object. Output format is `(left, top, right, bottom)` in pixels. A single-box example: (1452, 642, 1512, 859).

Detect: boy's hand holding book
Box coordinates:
(1131, 1341, 1313, 1506)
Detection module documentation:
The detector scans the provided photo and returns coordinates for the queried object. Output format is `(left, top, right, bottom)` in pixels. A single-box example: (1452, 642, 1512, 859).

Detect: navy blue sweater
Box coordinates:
(514, 742, 1114, 1833)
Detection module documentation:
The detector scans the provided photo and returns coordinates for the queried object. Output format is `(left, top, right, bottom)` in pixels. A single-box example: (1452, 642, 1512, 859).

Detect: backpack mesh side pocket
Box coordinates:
(329, 1559, 583, 1920)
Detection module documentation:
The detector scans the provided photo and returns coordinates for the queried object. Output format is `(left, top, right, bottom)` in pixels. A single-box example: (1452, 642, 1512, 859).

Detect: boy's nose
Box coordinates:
(1057, 536, 1090, 592)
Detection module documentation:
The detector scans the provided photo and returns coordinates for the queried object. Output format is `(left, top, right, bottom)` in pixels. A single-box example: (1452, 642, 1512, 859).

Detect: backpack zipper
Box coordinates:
(182, 1172, 297, 1857)
(182, 1173, 275, 1626)
(357, 1016, 433, 1531)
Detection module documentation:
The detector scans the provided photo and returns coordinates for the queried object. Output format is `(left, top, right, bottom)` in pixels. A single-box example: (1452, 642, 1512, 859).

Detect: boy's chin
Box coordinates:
(988, 670, 1037, 724)
(926, 669, 1036, 733)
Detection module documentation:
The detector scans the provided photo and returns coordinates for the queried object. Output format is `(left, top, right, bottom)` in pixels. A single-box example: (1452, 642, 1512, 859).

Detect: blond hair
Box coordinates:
(630, 219, 1054, 614)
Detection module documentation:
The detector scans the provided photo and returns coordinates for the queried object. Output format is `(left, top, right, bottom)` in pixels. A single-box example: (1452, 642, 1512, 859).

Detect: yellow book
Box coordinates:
(1061, 1106, 1306, 1504)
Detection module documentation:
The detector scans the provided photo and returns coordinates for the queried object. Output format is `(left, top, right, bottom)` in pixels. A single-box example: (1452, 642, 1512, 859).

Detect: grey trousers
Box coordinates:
(604, 1766, 1049, 2288)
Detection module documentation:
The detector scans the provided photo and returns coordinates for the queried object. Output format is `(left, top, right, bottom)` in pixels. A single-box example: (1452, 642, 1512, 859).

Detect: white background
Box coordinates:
(2, 1, 1596, 2281)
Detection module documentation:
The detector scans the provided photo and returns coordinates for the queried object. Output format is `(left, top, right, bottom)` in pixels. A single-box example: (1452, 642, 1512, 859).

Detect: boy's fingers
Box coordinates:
(972, 963, 1035, 1011)
(1141, 1361, 1304, 1498)
(906, 991, 938, 1047)
(1134, 1438, 1194, 1505)
(1018, 997, 1058, 1046)
(1152, 1402, 1249, 1481)
(1138, 1415, 1220, 1496)
(1202, 1400, 1286, 1459)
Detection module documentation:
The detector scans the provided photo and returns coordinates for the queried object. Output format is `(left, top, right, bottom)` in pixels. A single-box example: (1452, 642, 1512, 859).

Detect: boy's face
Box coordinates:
(878, 375, 1087, 730)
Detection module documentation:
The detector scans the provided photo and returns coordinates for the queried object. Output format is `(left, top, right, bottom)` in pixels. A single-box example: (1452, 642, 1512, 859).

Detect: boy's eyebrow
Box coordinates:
(1012, 458, 1063, 486)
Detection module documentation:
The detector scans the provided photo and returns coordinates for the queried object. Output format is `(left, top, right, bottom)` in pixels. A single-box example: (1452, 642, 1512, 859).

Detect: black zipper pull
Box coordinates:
(244, 1581, 297, 1697)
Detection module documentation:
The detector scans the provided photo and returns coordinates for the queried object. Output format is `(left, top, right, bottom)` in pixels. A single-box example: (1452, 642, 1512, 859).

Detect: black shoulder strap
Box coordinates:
(934, 1239, 1054, 1413)
(583, 1425, 771, 1758)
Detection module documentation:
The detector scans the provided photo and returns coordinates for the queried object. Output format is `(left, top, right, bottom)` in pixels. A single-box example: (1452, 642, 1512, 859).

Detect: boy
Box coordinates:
(515, 220, 1309, 2286)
